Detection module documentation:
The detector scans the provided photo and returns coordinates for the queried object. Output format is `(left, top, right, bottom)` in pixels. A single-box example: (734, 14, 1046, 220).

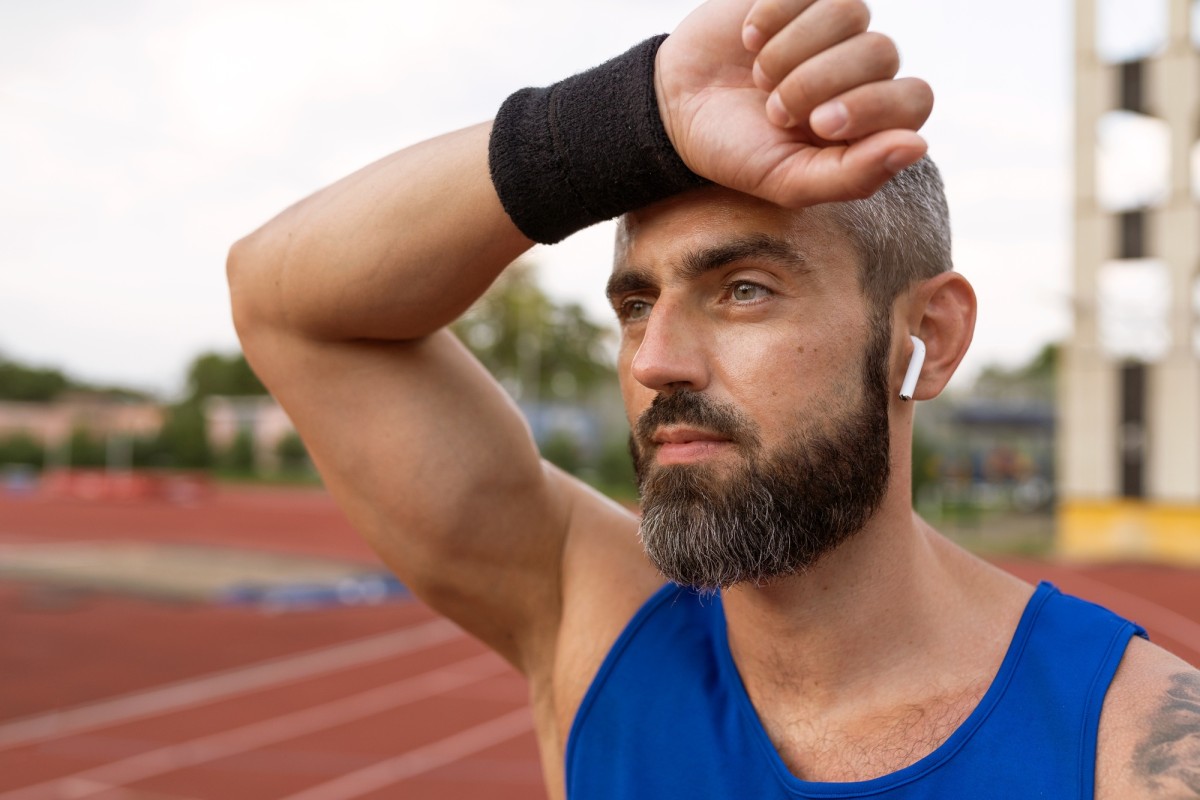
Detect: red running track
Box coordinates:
(0, 487, 1196, 799)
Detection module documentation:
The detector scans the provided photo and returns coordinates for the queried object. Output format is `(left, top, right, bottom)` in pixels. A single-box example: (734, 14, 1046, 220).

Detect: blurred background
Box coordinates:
(1, 0, 1197, 798)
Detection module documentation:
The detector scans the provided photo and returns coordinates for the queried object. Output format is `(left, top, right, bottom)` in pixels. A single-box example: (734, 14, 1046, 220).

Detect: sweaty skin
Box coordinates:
(227, 0, 1199, 796)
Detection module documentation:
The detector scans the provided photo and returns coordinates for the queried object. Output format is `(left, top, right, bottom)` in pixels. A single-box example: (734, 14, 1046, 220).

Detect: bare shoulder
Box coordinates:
(1097, 634, 1200, 799)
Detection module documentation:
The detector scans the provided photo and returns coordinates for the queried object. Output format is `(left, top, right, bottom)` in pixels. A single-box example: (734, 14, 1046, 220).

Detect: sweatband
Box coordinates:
(488, 34, 709, 244)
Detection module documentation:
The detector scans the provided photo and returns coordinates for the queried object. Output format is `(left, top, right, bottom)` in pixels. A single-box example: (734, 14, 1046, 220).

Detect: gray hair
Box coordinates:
(824, 156, 953, 311)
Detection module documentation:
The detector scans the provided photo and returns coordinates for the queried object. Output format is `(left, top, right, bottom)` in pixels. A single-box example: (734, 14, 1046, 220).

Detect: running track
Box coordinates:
(0, 488, 1197, 799)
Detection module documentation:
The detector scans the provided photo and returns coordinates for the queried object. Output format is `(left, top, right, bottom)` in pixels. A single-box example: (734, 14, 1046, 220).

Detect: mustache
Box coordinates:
(633, 391, 759, 450)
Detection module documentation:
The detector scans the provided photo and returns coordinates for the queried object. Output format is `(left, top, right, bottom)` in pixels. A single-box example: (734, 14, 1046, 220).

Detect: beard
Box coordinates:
(631, 318, 893, 592)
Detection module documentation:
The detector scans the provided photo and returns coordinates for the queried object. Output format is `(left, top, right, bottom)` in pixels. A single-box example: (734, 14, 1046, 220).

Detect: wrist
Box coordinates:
(488, 35, 708, 245)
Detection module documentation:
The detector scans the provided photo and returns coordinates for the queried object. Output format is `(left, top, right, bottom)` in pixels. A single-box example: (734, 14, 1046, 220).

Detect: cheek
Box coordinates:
(710, 323, 858, 419)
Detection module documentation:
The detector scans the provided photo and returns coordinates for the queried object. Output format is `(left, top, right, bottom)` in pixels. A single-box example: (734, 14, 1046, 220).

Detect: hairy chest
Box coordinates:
(760, 682, 987, 783)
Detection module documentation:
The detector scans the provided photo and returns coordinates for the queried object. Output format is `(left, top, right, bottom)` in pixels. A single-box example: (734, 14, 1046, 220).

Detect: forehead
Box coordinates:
(613, 186, 854, 274)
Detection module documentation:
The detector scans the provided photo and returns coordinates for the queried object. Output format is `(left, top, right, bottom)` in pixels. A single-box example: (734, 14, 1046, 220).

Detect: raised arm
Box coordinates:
(225, 0, 933, 675)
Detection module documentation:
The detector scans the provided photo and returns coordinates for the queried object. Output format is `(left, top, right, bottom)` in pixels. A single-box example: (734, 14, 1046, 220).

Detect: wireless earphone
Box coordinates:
(899, 335, 925, 402)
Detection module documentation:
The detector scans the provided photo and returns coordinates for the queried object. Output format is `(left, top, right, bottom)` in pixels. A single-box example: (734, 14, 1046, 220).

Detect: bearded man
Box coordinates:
(227, 0, 1200, 797)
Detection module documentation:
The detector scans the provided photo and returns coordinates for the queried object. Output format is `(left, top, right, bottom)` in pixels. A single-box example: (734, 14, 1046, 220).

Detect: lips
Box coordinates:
(649, 427, 735, 466)
(651, 426, 733, 446)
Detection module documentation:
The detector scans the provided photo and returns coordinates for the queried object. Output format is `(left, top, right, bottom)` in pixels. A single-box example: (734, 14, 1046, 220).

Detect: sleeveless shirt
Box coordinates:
(566, 581, 1146, 799)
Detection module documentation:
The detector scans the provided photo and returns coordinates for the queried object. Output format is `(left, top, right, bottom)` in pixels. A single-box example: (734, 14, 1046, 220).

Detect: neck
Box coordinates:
(721, 490, 1026, 714)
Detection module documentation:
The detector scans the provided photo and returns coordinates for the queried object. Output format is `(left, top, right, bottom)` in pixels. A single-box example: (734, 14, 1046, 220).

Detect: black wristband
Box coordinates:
(488, 34, 709, 245)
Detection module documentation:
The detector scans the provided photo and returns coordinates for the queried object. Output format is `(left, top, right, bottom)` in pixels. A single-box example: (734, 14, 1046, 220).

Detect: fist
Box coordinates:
(655, 0, 934, 207)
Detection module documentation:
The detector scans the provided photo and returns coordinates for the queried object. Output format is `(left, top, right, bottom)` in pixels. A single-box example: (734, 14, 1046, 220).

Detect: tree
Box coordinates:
(66, 427, 106, 468)
(452, 262, 615, 401)
(222, 430, 258, 473)
(156, 400, 211, 468)
(0, 354, 151, 402)
(275, 431, 310, 473)
(0, 432, 43, 468)
(186, 352, 267, 400)
(0, 359, 70, 401)
(540, 430, 584, 475)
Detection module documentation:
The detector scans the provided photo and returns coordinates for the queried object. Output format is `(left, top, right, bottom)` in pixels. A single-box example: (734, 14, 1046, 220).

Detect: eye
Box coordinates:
(618, 298, 652, 322)
(730, 282, 771, 302)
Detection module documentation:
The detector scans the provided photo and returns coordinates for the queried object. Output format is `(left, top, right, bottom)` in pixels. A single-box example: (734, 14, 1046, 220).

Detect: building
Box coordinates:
(204, 395, 299, 470)
(0, 395, 163, 464)
(1061, 0, 1200, 561)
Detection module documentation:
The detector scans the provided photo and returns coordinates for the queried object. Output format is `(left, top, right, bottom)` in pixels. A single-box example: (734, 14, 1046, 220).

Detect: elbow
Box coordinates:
(226, 231, 275, 342)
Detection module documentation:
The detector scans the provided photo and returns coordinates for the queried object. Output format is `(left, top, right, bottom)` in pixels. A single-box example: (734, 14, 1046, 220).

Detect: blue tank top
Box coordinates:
(567, 581, 1145, 799)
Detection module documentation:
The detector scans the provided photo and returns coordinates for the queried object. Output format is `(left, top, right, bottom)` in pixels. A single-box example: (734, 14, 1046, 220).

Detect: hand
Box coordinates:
(655, 0, 933, 207)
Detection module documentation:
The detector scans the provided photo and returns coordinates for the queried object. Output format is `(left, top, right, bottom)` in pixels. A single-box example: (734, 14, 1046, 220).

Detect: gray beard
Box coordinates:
(630, 322, 892, 592)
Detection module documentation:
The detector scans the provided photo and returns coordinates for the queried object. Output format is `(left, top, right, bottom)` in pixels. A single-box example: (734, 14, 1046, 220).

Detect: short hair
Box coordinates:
(824, 156, 953, 312)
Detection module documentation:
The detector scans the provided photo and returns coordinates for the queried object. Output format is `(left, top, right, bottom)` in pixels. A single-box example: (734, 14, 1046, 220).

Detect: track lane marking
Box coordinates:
(0, 653, 509, 800)
(276, 708, 536, 800)
(0, 619, 462, 752)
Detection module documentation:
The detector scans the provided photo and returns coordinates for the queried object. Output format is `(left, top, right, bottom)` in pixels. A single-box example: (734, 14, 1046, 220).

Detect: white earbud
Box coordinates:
(899, 335, 925, 402)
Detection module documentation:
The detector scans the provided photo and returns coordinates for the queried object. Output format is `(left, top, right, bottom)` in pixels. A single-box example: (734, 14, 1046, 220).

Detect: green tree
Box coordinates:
(452, 262, 615, 400)
(595, 434, 638, 499)
(275, 431, 310, 473)
(540, 430, 583, 475)
(66, 427, 106, 468)
(0, 353, 151, 402)
(972, 342, 1058, 404)
(186, 353, 267, 400)
(0, 359, 70, 401)
(156, 400, 211, 468)
(222, 430, 257, 473)
(0, 432, 44, 468)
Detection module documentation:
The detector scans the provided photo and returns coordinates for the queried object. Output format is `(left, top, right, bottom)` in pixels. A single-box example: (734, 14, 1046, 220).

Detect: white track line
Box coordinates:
(0, 653, 509, 800)
(276, 708, 535, 800)
(0, 619, 461, 752)
(1057, 570, 1200, 655)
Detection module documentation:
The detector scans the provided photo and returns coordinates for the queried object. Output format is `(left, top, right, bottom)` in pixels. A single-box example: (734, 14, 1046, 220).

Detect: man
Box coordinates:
(227, 0, 1200, 796)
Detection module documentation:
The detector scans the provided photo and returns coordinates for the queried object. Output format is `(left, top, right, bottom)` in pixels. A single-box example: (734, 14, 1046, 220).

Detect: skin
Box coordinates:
(226, 0, 1199, 796)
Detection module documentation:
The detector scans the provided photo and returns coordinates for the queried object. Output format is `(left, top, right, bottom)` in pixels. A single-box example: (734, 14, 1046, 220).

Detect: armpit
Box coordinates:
(1134, 672, 1200, 796)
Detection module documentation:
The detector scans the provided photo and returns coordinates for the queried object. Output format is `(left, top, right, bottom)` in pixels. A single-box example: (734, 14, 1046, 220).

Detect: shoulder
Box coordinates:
(1097, 635, 1200, 799)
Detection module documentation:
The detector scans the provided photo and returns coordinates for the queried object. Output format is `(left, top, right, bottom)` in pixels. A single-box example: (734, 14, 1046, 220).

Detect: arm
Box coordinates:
(226, 0, 933, 674)
(228, 124, 573, 670)
(1097, 637, 1200, 799)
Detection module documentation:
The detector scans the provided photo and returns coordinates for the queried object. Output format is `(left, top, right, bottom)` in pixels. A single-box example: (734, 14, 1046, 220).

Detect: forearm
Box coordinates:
(228, 122, 532, 343)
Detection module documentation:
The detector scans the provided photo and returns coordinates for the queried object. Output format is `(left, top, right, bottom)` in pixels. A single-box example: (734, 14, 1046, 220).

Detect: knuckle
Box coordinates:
(778, 72, 818, 112)
(751, 0, 792, 34)
(756, 45, 784, 84)
(863, 31, 900, 71)
(828, 0, 871, 33)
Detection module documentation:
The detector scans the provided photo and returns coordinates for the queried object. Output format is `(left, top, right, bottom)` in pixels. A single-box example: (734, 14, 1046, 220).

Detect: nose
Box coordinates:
(629, 300, 710, 393)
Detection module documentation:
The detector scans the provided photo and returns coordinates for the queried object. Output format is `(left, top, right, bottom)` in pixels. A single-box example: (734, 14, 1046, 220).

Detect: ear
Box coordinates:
(900, 271, 976, 401)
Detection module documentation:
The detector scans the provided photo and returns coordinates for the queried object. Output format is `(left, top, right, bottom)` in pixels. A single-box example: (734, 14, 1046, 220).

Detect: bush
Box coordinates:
(0, 432, 43, 468)
(540, 431, 583, 476)
(67, 427, 106, 468)
(595, 434, 637, 498)
(275, 431, 310, 473)
(156, 400, 211, 468)
(222, 430, 258, 473)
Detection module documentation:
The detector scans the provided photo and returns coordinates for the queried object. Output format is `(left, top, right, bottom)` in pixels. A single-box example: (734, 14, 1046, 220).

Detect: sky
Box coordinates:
(0, 0, 1174, 398)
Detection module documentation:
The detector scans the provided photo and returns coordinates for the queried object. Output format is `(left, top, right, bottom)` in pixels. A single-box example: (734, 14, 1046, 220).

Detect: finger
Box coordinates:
(809, 77, 934, 141)
(742, 0, 823, 54)
(768, 130, 928, 208)
(765, 32, 899, 128)
(751, 0, 870, 91)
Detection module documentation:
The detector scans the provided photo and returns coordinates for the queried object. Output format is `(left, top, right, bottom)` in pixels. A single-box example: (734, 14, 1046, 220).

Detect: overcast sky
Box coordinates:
(0, 0, 1169, 397)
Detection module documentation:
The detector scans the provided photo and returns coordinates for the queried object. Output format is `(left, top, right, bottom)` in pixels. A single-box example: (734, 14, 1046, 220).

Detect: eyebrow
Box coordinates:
(606, 233, 809, 302)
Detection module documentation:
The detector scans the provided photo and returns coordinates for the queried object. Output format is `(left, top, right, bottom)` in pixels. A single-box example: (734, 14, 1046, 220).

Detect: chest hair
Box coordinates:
(765, 680, 988, 783)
